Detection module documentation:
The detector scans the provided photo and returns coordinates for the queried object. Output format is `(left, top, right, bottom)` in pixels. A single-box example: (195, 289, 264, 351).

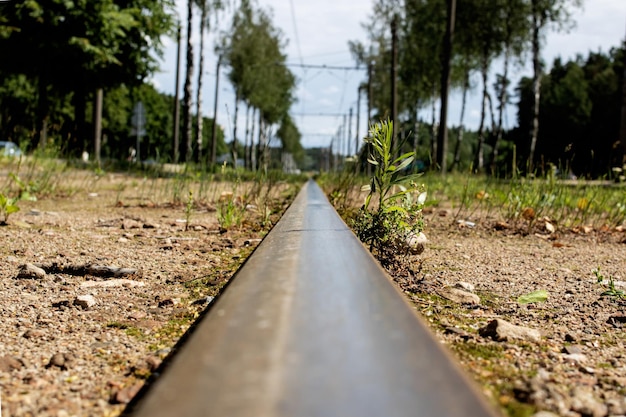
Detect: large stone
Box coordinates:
(0, 355, 24, 372)
(74, 294, 97, 310)
(46, 352, 74, 370)
(16, 263, 46, 279)
(479, 318, 541, 343)
(438, 287, 480, 305)
(112, 382, 143, 404)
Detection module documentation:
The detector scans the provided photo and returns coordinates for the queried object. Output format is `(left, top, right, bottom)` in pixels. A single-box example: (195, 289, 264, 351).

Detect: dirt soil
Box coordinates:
(0, 171, 295, 417)
(1, 171, 625, 417)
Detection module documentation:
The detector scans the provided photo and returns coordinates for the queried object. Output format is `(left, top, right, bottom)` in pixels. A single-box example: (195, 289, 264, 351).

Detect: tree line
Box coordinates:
(351, 0, 626, 178)
(0, 0, 303, 168)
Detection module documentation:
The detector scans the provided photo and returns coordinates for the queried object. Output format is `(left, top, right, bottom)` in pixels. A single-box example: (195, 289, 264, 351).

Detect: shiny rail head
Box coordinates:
(126, 180, 501, 417)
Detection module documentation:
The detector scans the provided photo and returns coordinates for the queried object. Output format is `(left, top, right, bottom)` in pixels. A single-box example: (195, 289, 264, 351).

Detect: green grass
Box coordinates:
(321, 167, 626, 230)
(420, 172, 626, 228)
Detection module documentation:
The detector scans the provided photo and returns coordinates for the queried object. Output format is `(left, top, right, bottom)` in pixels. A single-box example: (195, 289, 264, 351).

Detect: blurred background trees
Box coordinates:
(0, 0, 624, 177)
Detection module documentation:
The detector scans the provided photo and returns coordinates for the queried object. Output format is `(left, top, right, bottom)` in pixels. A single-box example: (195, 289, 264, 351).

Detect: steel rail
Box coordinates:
(126, 179, 500, 417)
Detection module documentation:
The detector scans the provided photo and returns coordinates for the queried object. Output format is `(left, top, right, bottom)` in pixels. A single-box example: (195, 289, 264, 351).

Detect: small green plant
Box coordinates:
(354, 119, 426, 269)
(0, 192, 20, 225)
(185, 189, 193, 231)
(593, 267, 625, 299)
(217, 193, 245, 229)
(216, 163, 246, 229)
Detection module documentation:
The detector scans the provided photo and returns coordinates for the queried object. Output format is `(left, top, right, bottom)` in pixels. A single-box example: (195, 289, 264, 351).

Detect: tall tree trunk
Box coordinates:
(430, 94, 437, 167)
(36, 76, 49, 150)
(195, 4, 208, 164)
(244, 103, 251, 169)
(250, 107, 257, 171)
(231, 93, 239, 165)
(390, 14, 398, 155)
(436, 0, 456, 175)
(258, 112, 265, 171)
(73, 86, 87, 156)
(473, 57, 489, 172)
(619, 38, 626, 168)
(182, 0, 194, 163)
(451, 71, 469, 170)
(93, 88, 103, 167)
(491, 46, 510, 175)
(413, 114, 420, 173)
(173, 23, 182, 163)
(210, 54, 221, 167)
(529, 0, 542, 173)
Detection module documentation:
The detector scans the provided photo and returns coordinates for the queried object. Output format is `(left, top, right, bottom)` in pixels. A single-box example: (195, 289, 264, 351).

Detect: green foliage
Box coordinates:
(513, 46, 624, 177)
(593, 267, 625, 299)
(216, 195, 246, 230)
(421, 171, 626, 229)
(362, 119, 424, 211)
(0, 0, 175, 154)
(354, 120, 427, 268)
(216, 165, 246, 229)
(224, 2, 296, 125)
(0, 192, 20, 225)
(276, 114, 304, 165)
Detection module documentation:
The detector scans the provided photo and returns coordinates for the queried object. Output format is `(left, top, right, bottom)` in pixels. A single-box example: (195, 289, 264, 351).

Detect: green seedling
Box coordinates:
(594, 267, 625, 299)
(185, 189, 193, 231)
(0, 192, 20, 225)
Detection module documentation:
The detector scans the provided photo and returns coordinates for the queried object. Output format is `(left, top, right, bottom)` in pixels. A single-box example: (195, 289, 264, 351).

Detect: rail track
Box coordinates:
(124, 179, 500, 417)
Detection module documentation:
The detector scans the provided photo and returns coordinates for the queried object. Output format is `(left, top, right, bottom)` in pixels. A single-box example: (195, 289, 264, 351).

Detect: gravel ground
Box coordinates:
(0, 172, 293, 417)
(402, 208, 626, 417)
(1, 171, 625, 417)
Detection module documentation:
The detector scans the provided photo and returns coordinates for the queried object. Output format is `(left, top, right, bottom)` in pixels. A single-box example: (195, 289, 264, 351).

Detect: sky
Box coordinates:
(150, 0, 626, 152)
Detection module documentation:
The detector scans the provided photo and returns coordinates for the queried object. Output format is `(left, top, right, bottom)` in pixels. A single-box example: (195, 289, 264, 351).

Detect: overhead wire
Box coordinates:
(288, 0, 307, 125)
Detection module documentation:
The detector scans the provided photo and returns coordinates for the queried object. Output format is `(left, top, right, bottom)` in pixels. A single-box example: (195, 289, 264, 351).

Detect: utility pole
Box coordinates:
(355, 88, 361, 157)
(347, 112, 352, 155)
(330, 136, 335, 172)
(210, 55, 222, 167)
(367, 62, 373, 127)
(172, 22, 182, 164)
(618, 33, 626, 167)
(343, 115, 348, 157)
(390, 14, 399, 156)
(437, 0, 456, 175)
(367, 62, 373, 176)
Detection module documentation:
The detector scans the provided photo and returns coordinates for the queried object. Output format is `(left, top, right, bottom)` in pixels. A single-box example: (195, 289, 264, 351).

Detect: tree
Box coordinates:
(224, 1, 297, 169)
(182, 0, 194, 163)
(277, 114, 304, 165)
(436, 0, 456, 174)
(527, 0, 582, 172)
(194, 0, 226, 164)
(489, 0, 530, 174)
(513, 47, 624, 177)
(0, 0, 174, 154)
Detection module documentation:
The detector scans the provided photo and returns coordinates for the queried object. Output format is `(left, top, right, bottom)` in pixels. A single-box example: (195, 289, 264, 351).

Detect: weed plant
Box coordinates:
(593, 267, 625, 299)
(353, 120, 427, 270)
(0, 192, 20, 224)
